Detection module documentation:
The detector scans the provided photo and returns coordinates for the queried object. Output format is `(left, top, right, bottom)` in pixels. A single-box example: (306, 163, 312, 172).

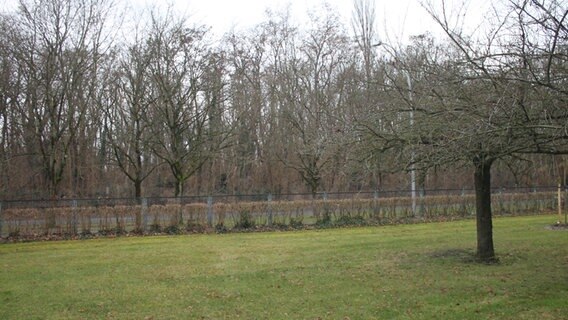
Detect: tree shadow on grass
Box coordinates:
(429, 248, 503, 265)
(430, 248, 530, 266)
(430, 248, 476, 262)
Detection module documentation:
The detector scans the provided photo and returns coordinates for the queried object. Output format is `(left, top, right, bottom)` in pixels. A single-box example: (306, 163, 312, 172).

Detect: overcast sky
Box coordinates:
(168, 0, 491, 40)
(1, 0, 492, 42)
(149, 0, 490, 40)
(172, 0, 434, 36)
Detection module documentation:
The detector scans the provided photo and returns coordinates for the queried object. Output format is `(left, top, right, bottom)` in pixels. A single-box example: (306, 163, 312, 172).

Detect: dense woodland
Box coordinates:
(0, 0, 566, 201)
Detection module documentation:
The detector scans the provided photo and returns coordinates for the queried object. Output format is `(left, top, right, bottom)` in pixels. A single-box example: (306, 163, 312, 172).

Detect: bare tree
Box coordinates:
(104, 30, 159, 199)
(0, 0, 564, 201)
(146, 10, 230, 198)
(276, 7, 351, 196)
(224, 30, 268, 193)
(7, 0, 114, 198)
(0, 14, 21, 196)
(362, 0, 568, 261)
(352, 0, 378, 84)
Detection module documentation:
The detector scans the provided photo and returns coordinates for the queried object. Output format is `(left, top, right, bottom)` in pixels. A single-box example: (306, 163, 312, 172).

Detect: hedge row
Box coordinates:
(0, 192, 557, 240)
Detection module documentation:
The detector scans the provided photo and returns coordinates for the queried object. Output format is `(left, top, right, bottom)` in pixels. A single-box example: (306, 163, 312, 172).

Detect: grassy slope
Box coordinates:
(0, 215, 566, 319)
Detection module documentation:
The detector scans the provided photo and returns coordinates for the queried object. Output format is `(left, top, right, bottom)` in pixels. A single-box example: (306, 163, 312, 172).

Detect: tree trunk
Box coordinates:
(175, 179, 184, 198)
(134, 180, 142, 230)
(175, 180, 184, 225)
(134, 179, 142, 198)
(473, 156, 496, 262)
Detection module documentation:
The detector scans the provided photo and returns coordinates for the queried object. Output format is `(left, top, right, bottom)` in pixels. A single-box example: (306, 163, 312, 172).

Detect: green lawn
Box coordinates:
(1, 215, 566, 319)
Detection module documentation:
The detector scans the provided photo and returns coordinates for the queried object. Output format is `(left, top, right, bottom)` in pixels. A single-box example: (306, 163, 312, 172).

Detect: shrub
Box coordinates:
(98, 226, 126, 236)
(163, 224, 184, 235)
(335, 215, 367, 227)
(215, 223, 228, 234)
(234, 210, 255, 230)
(148, 223, 162, 233)
(271, 221, 289, 230)
(315, 212, 332, 228)
(186, 222, 206, 233)
(79, 229, 94, 239)
(289, 217, 303, 229)
(8, 229, 20, 238)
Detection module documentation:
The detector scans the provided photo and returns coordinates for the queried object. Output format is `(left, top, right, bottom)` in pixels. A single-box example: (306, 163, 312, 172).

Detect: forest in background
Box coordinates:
(0, 0, 566, 201)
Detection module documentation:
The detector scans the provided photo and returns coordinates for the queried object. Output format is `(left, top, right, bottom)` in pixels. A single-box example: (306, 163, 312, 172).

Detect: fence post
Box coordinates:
(207, 196, 213, 227)
(141, 198, 148, 232)
(72, 200, 78, 235)
(565, 185, 568, 225)
(460, 188, 467, 216)
(373, 190, 380, 218)
(0, 202, 3, 238)
(558, 183, 562, 224)
(419, 188, 425, 216)
(323, 192, 330, 222)
(267, 194, 273, 226)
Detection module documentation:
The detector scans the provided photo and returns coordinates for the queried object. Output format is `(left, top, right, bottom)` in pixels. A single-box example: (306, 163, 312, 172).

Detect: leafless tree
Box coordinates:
(6, 0, 114, 198)
(352, 0, 378, 84)
(145, 10, 230, 198)
(0, 0, 563, 202)
(224, 29, 268, 193)
(277, 6, 351, 195)
(362, 0, 568, 261)
(105, 34, 158, 199)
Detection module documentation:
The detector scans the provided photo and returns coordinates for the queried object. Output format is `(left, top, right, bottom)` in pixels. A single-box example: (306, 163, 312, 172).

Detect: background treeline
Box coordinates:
(0, 0, 564, 200)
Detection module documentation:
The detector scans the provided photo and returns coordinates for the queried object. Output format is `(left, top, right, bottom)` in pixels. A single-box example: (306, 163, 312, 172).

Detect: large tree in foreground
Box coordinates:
(362, 0, 568, 261)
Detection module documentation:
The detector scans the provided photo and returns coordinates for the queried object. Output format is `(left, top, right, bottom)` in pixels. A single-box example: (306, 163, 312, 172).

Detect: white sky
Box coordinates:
(1, 0, 492, 42)
(166, 0, 491, 41)
(158, 0, 488, 40)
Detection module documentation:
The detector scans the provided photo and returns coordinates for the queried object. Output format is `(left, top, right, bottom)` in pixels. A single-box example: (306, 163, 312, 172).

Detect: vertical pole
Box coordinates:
(267, 194, 273, 226)
(72, 199, 78, 235)
(565, 185, 567, 225)
(405, 70, 417, 216)
(410, 169, 416, 215)
(207, 196, 213, 227)
(0, 202, 3, 238)
(461, 187, 467, 216)
(373, 190, 379, 219)
(564, 158, 567, 225)
(323, 192, 330, 222)
(558, 183, 562, 225)
(141, 198, 148, 232)
(419, 186, 425, 216)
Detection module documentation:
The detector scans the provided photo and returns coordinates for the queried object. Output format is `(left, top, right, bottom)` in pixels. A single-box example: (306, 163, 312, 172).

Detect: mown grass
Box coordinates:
(0, 214, 566, 319)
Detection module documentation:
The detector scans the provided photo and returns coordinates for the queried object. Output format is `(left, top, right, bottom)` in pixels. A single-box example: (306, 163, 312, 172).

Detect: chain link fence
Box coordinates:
(0, 187, 563, 239)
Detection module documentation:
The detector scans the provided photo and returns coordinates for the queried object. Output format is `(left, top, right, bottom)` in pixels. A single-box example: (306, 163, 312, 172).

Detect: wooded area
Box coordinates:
(0, 0, 567, 260)
(0, 0, 565, 201)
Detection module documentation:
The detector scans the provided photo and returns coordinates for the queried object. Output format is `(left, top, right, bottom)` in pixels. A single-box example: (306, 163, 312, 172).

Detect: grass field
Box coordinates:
(1, 215, 566, 319)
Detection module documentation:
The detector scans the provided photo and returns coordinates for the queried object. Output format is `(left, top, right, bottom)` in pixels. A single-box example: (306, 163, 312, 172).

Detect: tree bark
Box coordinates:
(134, 180, 142, 230)
(134, 179, 142, 199)
(473, 156, 496, 262)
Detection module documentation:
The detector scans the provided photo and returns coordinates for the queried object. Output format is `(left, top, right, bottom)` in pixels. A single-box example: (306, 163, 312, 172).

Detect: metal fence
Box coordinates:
(0, 186, 562, 239)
